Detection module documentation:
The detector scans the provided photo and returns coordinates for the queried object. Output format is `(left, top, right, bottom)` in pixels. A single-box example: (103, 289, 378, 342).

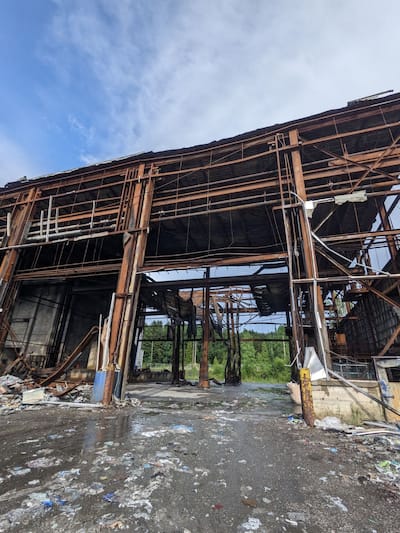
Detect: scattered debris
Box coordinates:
(241, 497, 257, 508)
(287, 512, 306, 522)
(170, 424, 194, 433)
(26, 457, 61, 469)
(239, 517, 262, 531)
(113, 397, 141, 408)
(211, 503, 224, 510)
(22, 388, 46, 404)
(315, 416, 351, 432)
(0, 375, 23, 390)
(324, 495, 348, 513)
(287, 414, 304, 425)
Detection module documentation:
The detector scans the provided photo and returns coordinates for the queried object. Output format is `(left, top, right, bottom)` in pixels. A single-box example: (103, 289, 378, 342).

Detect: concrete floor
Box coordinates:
(0, 383, 399, 532)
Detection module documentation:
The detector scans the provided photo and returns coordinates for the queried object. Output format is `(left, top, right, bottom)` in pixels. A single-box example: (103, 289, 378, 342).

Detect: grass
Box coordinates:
(146, 363, 288, 384)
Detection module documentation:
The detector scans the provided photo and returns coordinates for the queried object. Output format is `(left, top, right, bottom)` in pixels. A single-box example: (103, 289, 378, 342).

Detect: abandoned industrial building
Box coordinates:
(1, 91, 400, 420)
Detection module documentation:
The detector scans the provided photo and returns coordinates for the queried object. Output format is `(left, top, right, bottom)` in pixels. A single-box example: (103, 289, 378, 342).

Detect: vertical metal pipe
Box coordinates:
(102, 293, 116, 371)
(55, 207, 59, 234)
(6, 213, 11, 237)
(96, 314, 103, 371)
(45, 196, 53, 242)
(90, 200, 96, 230)
(39, 210, 44, 238)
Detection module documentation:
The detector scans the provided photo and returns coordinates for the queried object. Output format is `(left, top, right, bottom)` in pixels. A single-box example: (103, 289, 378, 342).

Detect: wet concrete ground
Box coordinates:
(0, 383, 399, 532)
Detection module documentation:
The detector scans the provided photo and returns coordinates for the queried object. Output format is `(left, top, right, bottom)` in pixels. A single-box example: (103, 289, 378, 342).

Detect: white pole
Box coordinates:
(102, 293, 116, 371)
(45, 196, 53, 242)
(96, 314, 103, 371)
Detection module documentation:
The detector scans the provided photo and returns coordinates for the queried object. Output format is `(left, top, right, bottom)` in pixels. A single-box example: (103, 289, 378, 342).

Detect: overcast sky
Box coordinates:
(1, 0, 400, 185)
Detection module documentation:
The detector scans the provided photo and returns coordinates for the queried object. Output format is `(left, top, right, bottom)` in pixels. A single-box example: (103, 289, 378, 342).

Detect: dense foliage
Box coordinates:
(141, 321, 290, 383)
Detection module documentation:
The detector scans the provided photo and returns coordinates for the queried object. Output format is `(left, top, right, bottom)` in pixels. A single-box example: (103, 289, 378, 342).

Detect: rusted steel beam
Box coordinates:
(142, 272, 288, 290)
(348, 133, 400, 194)
(152, 178, 281, 207)
(377, 322, 400, 357)
(379, 202, 398, 261)
(303, 154, 400, 183)
(321, 228, 400, 244)
(315, 247, 400, 311)
(140, 252, 288, 271)
(150, 196, 280, 222)
(14, 262, 121, 280)
(40, 326, 99, 387)
(293, 273, 400, 284)
(301, 120, 400, 147)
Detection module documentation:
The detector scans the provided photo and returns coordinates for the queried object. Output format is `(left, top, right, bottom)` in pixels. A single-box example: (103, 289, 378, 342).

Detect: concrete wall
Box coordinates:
(4, 283, 65, 366)
(383, 381, 400, 423)
(312, 380, 384, 424)
(3, 281, 112, 370)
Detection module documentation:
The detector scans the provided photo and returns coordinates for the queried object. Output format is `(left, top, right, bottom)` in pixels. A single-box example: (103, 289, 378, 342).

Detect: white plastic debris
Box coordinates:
(325, 495, 348, 512)
(239, 517, 262, 530)
(22, 388, 46, 404)
(287, 382, 301, 405)
(304, 346, 327, 381)
(315, 416, 349, 432)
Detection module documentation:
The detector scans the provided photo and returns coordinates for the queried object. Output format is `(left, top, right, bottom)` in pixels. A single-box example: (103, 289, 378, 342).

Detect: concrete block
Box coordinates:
(312, 380, 384, 424)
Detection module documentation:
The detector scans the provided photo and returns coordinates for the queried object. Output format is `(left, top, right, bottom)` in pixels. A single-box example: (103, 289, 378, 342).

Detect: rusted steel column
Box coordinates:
(289, 129, 331, 369)
(0, 188, 38, 303)
(0, 187, 39, 344)
(199, 267, 210, 389)
(171, 322, 181, 384)
(299, 368, 315, 426)
(103, 164, 154, 404)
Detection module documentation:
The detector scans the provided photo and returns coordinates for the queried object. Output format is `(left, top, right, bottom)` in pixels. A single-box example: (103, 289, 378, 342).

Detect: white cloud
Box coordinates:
(46, 0, 400, 162)
(68, 114, 94, 144)
(0, 132, 40, 186)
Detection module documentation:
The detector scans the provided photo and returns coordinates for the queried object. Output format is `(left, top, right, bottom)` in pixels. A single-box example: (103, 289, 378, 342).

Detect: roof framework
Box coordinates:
(1, 93, 400, 400)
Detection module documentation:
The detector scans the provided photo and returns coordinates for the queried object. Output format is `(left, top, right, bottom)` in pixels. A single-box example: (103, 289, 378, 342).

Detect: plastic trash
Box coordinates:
(27, 457, 61, 468)
(239, 517, 262, 531)
(55, 496, 67, 506)
(287, 414, 303, 424)
(170, 424, 194, 433)
(9, 467, 31, 476)
(42, 499, 53, 508)
(315, 416, 349, 432)
(212, 503, 224, 510)
(103, 492, 116, 503)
